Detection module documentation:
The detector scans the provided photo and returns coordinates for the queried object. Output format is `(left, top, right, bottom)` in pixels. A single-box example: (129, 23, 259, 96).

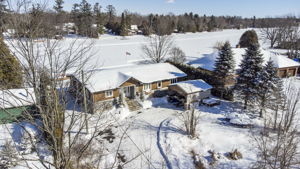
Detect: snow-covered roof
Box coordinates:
(170, 79, 212, 94)
(0, 88, 35, 109)
(131, 25, 138, 30)
(77, 63, 187, 93)
(192, 48, 300, 71)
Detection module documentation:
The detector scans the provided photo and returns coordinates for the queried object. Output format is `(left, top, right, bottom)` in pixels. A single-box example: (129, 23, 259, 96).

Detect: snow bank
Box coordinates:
(113, 107, 131, 120)
(226, 112, 254, 126)
(141, 100, 152, 109)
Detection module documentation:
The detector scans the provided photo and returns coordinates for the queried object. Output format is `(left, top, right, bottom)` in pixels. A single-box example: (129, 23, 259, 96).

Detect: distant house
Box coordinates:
(62, 23, 76, 34)
(69, 63, 187, 112)
(168, 79, 212, 108)
(189, 48, 300, 78)
(0, 88, 35, 123)
(129, 25, 139, 35)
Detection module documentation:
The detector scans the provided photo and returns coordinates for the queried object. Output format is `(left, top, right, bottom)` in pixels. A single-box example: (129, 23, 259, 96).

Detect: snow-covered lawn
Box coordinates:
(108, 98, 258, 169)
(1, 77, 299, 168)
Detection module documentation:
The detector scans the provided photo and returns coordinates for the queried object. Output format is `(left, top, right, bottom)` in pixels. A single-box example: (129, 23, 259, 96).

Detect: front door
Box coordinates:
(123, 86, 135, 98)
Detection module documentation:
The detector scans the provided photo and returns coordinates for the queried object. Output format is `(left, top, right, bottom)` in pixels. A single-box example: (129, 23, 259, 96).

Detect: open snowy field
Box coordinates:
(12, 29, 252, 71)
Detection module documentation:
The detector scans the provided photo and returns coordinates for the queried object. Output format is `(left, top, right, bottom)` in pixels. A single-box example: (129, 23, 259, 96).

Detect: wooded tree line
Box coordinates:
(0, 0, 299, 38)
(260, 19, 300, 58)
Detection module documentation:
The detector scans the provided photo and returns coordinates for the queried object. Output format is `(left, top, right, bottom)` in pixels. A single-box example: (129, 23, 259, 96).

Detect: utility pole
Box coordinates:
(81, 70, 89, 134)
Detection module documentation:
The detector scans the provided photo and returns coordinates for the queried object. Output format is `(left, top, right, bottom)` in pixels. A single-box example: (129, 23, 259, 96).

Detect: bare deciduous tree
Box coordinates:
(142, 34, 174, 63)
(253, 85, 300, 169)
(179, 106, 201, 138)
(0, 1, 125, 169)
(260, 27, 282, 48)
(168, 46, 186, 64)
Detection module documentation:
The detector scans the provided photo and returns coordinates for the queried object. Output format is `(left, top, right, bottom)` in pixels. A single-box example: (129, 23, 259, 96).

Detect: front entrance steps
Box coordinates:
(125, 98, 142, 112)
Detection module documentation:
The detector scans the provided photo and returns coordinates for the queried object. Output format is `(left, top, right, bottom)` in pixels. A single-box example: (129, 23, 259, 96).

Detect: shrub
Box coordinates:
(226, 149, 243, 160)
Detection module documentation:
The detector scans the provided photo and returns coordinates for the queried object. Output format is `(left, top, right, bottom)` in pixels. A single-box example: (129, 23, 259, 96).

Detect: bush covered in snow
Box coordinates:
(225, 112, 254, 126)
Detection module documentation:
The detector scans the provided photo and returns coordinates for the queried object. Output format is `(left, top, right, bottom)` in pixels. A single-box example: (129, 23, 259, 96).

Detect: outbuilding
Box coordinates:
(168, 79, 213, 108)
(0, 88, 35, 124)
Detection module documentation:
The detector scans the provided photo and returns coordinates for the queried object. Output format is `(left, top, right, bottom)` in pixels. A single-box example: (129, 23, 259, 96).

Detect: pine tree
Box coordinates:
(53, 0, 64, 13)
(53, 0, 64, 35)
(120, 12, 128, 36)
(0, 0, 8, 34)
(257, 60, 280, 117)
(214, 41, 235, 98)
(106, 5, 116, 30)
(124, 10, 132, 31)
(0, 37, 23, 89)
(235, 43, 264, 109)
(75, 0, 94, 37)
(207, 15, 217, 32)
(93, 3, 104, 35)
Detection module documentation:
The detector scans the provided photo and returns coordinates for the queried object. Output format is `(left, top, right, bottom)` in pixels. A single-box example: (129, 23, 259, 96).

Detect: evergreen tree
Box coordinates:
(0, 0, 8, 34)
(252, 16, 256, 28)
(124, 10, 132, 31)
(120, 12, 128, 36)
(106, 5, 116, 30)
(214, 41, 235, 98)
(0, 37, 23, 89)
(257, 60, 280, 117)
(207, 15, 217, 32)
(53, 0, 64, 13)
(73, 0, 95, 37)
(53, 0, 64, 34)
(93, 3, 104, 35)
(235, 43, 264, 109)
(71, 3, 80, 34)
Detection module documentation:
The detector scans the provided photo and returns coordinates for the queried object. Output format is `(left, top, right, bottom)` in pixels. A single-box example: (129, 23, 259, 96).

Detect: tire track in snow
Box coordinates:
(157, 118, 173, 169)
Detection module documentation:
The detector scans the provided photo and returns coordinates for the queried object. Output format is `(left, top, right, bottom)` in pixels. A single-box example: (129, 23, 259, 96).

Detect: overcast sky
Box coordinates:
(50, 0, 299, 18)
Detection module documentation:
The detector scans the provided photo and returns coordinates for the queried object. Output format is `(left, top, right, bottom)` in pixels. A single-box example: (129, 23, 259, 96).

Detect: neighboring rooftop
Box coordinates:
(0, 88, 35, 109)
(170, 79, 212, 94)
(189, 48, 300, 71)
(76, 63, 187, 93)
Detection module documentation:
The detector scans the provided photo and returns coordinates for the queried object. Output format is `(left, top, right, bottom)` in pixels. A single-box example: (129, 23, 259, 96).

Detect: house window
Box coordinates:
(171, 78, 178, 84)
(143, 83, 151, 91)
(157, 81, 162, 88)
(105, 90, 113, 98)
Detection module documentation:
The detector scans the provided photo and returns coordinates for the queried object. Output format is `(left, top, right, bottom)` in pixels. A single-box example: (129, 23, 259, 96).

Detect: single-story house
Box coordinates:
(0, 88, 35, 123)
(168, 79, 213, 108)
(69, 63, 187, 112)
(189, 48, 300, 78)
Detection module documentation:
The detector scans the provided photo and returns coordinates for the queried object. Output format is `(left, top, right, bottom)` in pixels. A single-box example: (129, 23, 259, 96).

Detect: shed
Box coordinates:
(0, 88, 35, 124)
(168, 79, 213, 105)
